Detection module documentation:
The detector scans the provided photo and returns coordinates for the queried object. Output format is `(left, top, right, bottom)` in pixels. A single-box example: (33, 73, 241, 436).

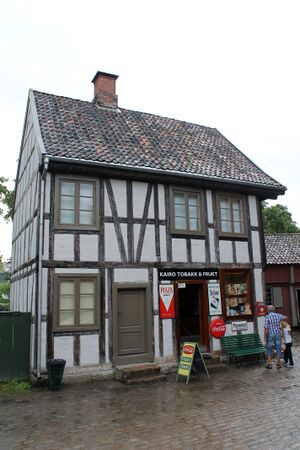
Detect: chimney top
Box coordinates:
(92, 71, 119, 109)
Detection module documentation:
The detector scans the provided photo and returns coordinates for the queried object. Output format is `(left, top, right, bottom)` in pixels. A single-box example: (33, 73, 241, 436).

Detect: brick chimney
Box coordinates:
(92, 71, 119, 108)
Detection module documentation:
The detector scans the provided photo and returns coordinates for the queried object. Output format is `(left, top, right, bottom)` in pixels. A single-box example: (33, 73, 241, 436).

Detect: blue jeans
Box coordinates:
(266, 333, 282, 357)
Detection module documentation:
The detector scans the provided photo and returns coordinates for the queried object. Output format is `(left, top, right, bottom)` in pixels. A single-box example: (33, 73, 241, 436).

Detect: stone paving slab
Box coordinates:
(1, 330, 300, 450)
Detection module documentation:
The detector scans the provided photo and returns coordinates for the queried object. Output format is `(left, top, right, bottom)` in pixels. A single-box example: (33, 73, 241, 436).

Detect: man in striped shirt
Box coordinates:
(264, 305, 286, 369)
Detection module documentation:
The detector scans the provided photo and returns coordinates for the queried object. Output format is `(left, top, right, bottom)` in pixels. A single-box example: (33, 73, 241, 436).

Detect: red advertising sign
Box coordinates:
(159, 285, 175, 319)
(210, 318, 226, 338)
(256, 303, 266, 317)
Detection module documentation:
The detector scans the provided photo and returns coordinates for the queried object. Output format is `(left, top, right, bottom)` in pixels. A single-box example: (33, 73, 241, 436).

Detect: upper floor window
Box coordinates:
(54, 275, 100, 331)
(217, 194, 246, 236)
(266, 287, 283, 307)
(55, 177, 99, 229)
(171, 188, 204, 234)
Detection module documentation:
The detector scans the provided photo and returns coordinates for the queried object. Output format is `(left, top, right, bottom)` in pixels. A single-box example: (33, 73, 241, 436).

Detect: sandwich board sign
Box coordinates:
(176, 342, 211, 384)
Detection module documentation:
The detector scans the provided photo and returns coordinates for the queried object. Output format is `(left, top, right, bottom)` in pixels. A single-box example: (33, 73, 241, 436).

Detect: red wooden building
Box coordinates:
(265, 233, 300, 327)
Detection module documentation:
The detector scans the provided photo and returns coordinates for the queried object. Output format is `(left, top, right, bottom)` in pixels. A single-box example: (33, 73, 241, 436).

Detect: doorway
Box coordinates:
(112, 283, 153, 366)
(176, 282, 209, 354)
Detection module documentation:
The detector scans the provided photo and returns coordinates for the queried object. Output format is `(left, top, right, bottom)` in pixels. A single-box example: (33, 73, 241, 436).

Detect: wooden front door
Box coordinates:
(112, 283, 153, 365)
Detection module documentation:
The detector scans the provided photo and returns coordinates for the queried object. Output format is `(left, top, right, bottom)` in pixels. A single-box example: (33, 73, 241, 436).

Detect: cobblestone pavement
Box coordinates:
(1, 330, 300, 450)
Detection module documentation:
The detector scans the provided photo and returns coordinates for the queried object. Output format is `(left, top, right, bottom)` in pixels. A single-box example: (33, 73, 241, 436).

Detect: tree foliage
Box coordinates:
(262, 202, 300, 234)
(0, 176, 14, 221)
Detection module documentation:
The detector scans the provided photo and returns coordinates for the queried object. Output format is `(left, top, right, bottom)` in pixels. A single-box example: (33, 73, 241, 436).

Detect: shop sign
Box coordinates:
(176, 342, 211, 384)
(231, 321, 248, 332)
(256, 303, 266, 317)
(159, 284, 175, 319)
(210, 318, 226, 338)
(158, 269, 219, 281)
(178, 283, 186, 288)
(208, 282, 222, 316)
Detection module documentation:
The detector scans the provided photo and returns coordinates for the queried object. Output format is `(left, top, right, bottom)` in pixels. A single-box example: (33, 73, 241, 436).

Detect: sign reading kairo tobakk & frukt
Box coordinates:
(158, 269, 219, 281)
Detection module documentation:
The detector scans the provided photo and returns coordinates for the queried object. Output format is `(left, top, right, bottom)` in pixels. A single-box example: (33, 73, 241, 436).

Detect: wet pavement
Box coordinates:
(1, 330, 300, 450)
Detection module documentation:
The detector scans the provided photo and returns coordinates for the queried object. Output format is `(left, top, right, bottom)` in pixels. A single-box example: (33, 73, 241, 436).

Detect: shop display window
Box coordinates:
(223, 271, 252, 317)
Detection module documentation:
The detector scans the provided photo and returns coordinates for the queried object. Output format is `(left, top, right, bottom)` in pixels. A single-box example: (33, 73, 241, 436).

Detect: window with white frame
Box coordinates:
(266, 287, 283, 307)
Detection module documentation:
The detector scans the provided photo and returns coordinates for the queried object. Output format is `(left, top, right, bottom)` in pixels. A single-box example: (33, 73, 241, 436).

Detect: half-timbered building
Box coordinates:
(11, 71, 285, 378)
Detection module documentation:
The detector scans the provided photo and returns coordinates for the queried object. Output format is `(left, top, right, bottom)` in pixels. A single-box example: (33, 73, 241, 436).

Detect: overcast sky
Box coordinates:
(1, 0, 300, 259)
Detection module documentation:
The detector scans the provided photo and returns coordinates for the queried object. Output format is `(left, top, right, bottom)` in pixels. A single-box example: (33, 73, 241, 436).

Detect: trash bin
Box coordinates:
(47, 359, 66, 390)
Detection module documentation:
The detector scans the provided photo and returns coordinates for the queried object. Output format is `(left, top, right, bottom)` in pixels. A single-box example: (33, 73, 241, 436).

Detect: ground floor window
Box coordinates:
(54, 274, 100, 331)
(221, 270, 253, 318)
(266, 286, 283, 307)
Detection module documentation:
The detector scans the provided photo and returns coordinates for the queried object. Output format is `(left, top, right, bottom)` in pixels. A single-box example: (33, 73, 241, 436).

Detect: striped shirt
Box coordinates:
(264, 312, 286, 335)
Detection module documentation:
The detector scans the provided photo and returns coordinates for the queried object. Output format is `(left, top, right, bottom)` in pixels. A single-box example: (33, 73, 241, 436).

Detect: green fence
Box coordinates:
(0, 312, 31, 382)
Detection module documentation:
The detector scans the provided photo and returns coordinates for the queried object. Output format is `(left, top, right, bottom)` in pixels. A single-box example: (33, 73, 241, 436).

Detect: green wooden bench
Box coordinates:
(221, 333, 266, 366)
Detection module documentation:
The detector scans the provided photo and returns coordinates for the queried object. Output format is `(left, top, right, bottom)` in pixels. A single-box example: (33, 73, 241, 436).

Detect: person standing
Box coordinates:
(264, 305, 286, 369)
(281, 320, 294, 367)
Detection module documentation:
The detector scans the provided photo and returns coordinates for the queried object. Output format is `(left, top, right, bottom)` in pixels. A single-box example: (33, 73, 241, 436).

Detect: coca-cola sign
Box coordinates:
(209, 318, 226, 338)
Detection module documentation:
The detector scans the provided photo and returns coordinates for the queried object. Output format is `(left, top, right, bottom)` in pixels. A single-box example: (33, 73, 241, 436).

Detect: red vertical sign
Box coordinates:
(159, 285, 175, 319)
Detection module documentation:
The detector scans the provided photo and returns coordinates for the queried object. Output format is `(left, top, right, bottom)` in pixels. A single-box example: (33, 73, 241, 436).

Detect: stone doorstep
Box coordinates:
(124, 374, 167, 385)
(115, 363, 162, 382)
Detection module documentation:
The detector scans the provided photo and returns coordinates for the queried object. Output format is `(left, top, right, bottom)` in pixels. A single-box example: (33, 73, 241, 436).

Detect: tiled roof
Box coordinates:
(33, 90, 285, 191)
(265, 234, 300, 264)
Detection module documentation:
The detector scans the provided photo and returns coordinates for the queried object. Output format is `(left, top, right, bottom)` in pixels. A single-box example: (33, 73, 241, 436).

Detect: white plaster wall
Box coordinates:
(158, 184, 165, 220)
(209, 228, 216, 263)
(43, 219, 50, 260)
(254, 268, 264, 302)
(54, 336, 74, 367)
(44, 173, 51, 214)
(105, 223, 121, 261)
(80, 234, 98, 261)
(41, 322, 47, 370)
(172, 238, 187, 262)
(140, 225, 156, 262)
(191, 239, 206, 263)
(111, 179, 127, 217)
(114, 268, 149, 283)
(55, 268, 99, 274)
(257, 316, 265, 341)
(104, 186, 112, 216)
(133, 182, 154, 218)
(159, 225, 167, 262)
(54, 234, 74, 260)
(248, 195, 258, 227)
(206, 190, 214, 224)
(235, 241, 250, 263)
(219, 241, 234, 263)
(41, 268, 48, 316)
(80, 335, 100, 366)
(251, 231, 262, 263)
(162, 319, 173, 357)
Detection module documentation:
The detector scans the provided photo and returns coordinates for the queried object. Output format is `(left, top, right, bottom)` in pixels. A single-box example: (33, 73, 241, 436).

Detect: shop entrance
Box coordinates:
(175, 282, 209, 354)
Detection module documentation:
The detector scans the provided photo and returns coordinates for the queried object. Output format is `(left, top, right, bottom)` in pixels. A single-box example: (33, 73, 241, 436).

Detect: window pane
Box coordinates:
(60, 210, 75, 224)
(80, 281, 95, 294)
(80, 183, 93, 197)
(189, 218, 199, 230)
(61, 182, 75, 195)
(60, 311, 75, 326)
(61, 195, 75, 210)
(60, 281, 75, 295)
(175, 217, 186, 229)
(174, 203, 185, 217)
(220, 198, 229, 209)
(221, 220, 232, 233)
(80, 196, 93, 211)
(60, 296, 75, 310)
(174, 192, 185, 205)
(221, 208, 231, 221)
(79, 211, 94, 225)
(80, 295, 94, 309)
(80, 310, 94, 324)
(233, 221, 243, 233)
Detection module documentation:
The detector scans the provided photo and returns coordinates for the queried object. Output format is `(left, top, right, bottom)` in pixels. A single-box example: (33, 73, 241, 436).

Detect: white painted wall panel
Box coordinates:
(80, 234, 98, 261)
(111, 179, 127, 218)
(55, 268, 99, 274)
(235, 241, 250, 263)
(248, 195, 258, 227)
(105, 223, 121, 261)
(162, 319, 173, 357)
(254, 268, 264, 302)
(114, 269, 149, 283)
(158, 184, 165, 220)
(104, 185, 112, 217)
(80, 335, 100, 366)
(41, 268, 48, 316)
(54, 234, 74, 260)
(54, 336, 74, 367)
(219, 241, 234, 263)
(206, 190, 214, 224)
(191, 239, 206, 263)
(132, 182, 150, 218)
(44, 173, 51, 214)
(43, 219, 50, 260)
(159, 225, 167, 262)
(209, 228, 216, 263)
(41, 322, 47, 370)
(140, 225, 156, 262)
(251, 230, 261, 263)
(172, 238, 187, 262)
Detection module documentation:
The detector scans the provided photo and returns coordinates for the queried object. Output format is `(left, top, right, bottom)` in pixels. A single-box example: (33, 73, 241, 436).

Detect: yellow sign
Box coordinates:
(177, 342, 211, 384)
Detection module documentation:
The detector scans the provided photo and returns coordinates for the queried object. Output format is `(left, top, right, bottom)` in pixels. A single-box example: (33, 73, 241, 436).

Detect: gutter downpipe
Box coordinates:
(37, 156, 49, 379)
